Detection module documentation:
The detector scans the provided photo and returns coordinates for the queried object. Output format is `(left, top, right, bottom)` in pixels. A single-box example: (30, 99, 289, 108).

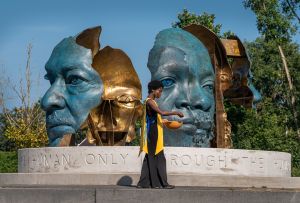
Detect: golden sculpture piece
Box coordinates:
(86, 46, 143, 146)
(221, 37, 254, 108)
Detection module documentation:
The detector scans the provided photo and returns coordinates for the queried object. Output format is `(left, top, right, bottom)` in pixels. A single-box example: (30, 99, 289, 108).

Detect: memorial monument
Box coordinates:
(0, 13, 300, 200)
(3, 24, 297, 203)
(16, 25, 292, 181)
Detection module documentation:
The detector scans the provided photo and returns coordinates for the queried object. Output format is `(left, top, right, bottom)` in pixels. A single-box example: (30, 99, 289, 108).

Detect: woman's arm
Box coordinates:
(147, 99, 183, 117)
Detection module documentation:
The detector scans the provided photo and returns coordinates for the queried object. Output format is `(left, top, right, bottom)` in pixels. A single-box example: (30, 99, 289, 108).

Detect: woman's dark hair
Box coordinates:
(148, 80, 163, 94)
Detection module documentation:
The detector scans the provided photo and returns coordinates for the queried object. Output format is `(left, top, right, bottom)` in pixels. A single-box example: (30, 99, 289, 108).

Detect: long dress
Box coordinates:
(137, 99, 169, 188)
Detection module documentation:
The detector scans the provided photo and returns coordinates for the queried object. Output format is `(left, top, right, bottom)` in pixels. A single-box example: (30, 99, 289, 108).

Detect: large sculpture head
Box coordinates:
(89, 46, 143, 146)
(41, 27, 103, 146)
(147, 28, 215, 147)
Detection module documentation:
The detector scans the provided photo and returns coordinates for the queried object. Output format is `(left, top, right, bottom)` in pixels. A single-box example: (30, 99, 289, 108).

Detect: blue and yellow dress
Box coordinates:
(138, 98, 169, 188)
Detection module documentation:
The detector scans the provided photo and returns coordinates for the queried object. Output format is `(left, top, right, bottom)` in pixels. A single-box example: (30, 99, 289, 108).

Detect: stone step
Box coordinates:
(1, 173, 300, 189)
(0, 186, 299, 203)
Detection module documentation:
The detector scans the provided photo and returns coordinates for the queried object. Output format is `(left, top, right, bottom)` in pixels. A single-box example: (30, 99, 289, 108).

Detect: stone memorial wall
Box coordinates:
(18, 147, 291, 177)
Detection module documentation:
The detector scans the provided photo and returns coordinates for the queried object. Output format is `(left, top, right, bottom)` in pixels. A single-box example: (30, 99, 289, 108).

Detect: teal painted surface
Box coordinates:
(148, 28, 215, 147)
(41, 37, 103, 146)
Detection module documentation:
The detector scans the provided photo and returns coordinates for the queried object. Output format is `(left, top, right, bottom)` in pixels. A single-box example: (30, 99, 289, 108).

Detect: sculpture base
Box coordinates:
(4, 147, 295, 203)
(18, 146, 291, 177)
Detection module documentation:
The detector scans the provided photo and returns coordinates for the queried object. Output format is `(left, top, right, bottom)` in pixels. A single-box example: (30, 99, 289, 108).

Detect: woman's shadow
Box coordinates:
(116, 176, 135, 187)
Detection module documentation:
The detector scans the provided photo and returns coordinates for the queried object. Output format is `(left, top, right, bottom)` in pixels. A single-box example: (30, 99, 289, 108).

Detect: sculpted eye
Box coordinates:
(114, 95, 138, 108)
(66, 75, 86, 86)
(203, 83, 214, 93)
(161, 78, 175, 88)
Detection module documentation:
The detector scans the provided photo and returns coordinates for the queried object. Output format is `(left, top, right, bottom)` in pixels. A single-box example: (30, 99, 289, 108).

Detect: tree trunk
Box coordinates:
(278, 45, 300, 139)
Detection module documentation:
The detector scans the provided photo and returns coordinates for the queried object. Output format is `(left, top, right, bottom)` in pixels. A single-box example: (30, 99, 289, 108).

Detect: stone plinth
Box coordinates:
(1, 186, 300, 203)
(18, 147, 291, 177)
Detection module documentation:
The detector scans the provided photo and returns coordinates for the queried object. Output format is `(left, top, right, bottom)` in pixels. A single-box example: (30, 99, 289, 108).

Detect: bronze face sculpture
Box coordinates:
(41, 27, 103, 147)
(86, 46, 143, 146)
(42, 26, 142, 146)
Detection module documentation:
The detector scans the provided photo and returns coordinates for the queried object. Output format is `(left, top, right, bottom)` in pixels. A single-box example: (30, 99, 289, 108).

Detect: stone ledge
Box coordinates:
(1, 173, 300, 189)
(0, 186, 299, 203)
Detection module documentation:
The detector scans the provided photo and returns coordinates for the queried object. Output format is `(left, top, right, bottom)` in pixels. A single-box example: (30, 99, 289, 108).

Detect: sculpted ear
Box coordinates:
(76, 26, 102, 57)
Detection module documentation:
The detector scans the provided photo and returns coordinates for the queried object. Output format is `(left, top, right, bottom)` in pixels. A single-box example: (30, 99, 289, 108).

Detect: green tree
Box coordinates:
(2, 103, 48, 149)
(281, 0, 300, 24)
(0, 44, 48, 150)
(242, 0, 300, 176)
(172, 9, 234, 38)
(173, 9, 222, 35)
(244, 0, 297, 43)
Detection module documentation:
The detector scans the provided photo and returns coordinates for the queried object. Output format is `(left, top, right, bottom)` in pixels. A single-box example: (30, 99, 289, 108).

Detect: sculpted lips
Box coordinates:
(179, 117, 197, 133)
(165, 111, 213, 132)
(46, 112, 75, 129)
(181, 117, 194, 124)
(165, 115, 197, 133)
(46, 121, 73, 129)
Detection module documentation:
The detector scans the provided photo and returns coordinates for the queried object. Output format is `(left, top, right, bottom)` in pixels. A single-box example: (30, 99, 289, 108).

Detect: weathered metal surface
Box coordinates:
(147, 28, 215, 147)
(88, 46, 143, 145)
(41, 26, 142, 146)
(41, 27, 103, 147)
(221, 37, 261, 108)
(184, 24, 232, 148)
(220, 39, 245, 57)
(41, 25, 261, 148)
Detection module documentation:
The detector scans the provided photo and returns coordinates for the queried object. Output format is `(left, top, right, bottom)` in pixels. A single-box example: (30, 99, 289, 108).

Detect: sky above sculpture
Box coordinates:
(0, 0, 262, 108)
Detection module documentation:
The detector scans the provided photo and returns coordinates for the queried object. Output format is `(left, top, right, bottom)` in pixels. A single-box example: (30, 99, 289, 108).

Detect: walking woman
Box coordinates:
(137, 80, 183, 189)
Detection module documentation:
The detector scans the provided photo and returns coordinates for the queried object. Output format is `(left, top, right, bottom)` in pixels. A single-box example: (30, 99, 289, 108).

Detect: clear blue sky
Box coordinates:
(0, 0, 261, 108)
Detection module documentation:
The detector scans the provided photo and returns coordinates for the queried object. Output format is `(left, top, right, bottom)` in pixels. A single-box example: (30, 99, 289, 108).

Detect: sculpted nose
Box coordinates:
(41, 82, 66, 111)
(175, 85, 212, 112)
(192, 89, 212, 112)
(175, 96, 192, 109)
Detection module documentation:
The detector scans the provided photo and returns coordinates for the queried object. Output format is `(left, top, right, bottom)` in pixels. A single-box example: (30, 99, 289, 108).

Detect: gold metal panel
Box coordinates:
(74, 27, 142, 146)
(221, 37, 254, 108)
(76, 26, 101, 57)
(88, 46, 143, 146)
(221, 39, 244, 57)
(92, 46, 142, 100)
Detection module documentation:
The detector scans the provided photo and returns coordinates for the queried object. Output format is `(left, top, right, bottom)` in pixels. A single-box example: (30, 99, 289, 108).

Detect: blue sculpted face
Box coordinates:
(41, 37, 103, 146)
(148, 29, 215, 147)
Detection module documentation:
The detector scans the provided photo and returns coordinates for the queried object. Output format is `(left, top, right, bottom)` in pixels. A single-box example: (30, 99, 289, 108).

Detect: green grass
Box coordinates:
(0, 151, 18, 173)
(292, 167, 300, 177)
